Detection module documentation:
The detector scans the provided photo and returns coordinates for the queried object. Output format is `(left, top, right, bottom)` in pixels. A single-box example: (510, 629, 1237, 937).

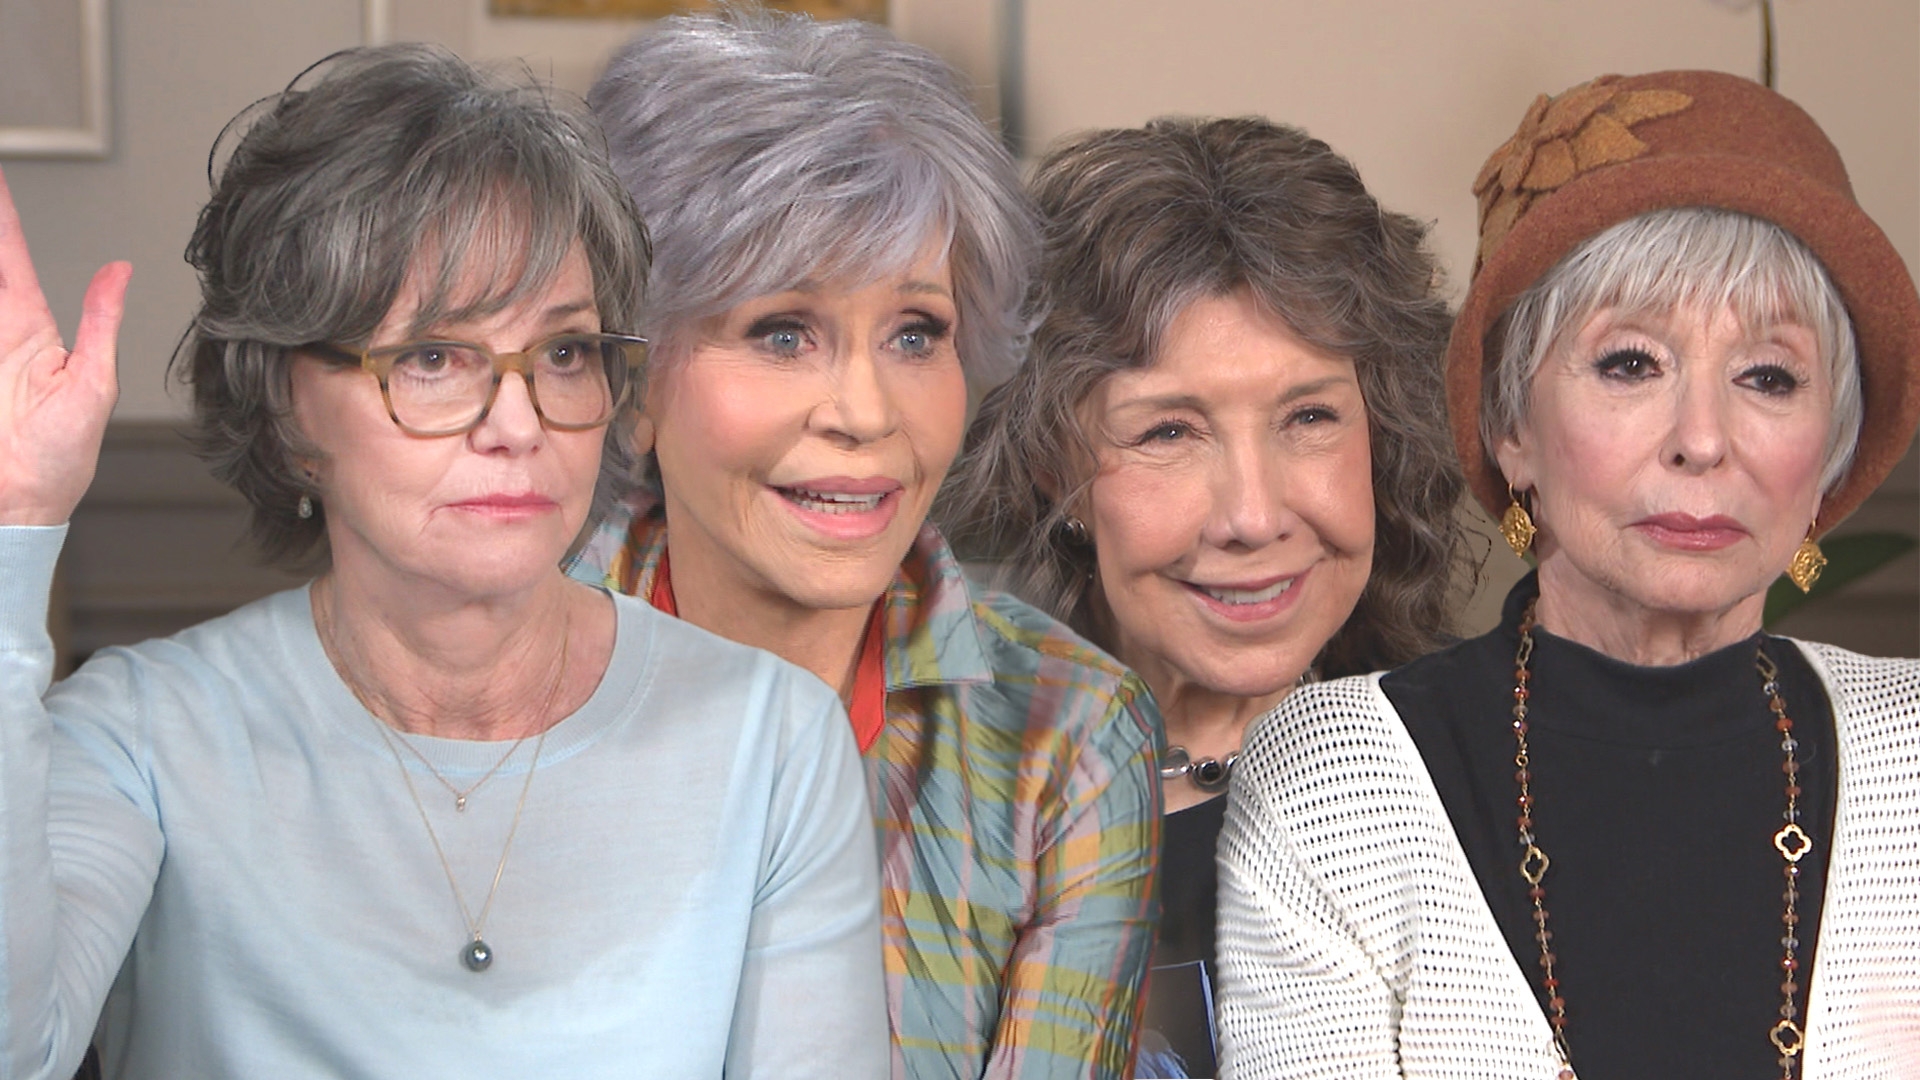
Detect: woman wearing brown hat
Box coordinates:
(1215, 71, 1920, 1080)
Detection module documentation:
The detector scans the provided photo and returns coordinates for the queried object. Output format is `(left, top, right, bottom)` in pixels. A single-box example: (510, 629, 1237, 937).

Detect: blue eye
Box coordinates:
(893, 317, 951, 359)
(746, 317, 809, 357)
(1140, 422, 1190, 443)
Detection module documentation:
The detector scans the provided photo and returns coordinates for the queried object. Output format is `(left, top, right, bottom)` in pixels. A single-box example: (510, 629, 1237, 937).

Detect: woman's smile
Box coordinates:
(769, 476, 904, 540)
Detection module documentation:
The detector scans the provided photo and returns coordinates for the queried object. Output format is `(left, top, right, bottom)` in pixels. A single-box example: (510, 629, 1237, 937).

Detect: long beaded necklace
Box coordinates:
(1509, 600, 1812, 1079)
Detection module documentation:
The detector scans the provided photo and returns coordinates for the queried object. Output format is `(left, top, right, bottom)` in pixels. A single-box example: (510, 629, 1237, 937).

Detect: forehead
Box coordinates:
(378, 240, 595, 340)
(1104, 293, 1356, 402)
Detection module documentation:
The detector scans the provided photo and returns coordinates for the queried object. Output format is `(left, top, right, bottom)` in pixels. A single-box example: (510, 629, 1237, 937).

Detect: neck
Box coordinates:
(1533, 560, 1766, 666)
(1128, 652, 1296, 814)
(663, 548, 874, 704)
(314, 569, 605, 741)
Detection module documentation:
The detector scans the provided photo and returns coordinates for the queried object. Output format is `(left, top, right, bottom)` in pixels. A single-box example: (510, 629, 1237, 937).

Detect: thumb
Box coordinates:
(70, 260, 131, 380)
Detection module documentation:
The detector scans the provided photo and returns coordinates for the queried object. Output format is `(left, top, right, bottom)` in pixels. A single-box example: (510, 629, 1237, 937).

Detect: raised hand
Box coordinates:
(0, 166, 129, 527)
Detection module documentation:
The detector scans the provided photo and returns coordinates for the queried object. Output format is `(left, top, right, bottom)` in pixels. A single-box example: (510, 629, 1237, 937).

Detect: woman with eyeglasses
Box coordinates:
(0, 44, 884, 1079)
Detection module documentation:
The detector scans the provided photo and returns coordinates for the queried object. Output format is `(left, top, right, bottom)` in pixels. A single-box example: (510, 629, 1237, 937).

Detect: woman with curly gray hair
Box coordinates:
(940, 116, 1467, 1077)
(0, 43, 883, 1078)
(574, 9, 1161, 1078)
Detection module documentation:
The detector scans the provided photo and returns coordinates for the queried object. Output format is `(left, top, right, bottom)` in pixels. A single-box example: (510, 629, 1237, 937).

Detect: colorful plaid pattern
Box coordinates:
(571, 499, 1163, 1079)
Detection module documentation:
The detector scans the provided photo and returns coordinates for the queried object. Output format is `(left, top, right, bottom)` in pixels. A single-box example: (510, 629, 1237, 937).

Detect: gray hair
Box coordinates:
(1486, 207, 1863, 492)
(939, 117, 1468, 678)
(588, 6, 1036, 385)
(174, 43, 651, 569)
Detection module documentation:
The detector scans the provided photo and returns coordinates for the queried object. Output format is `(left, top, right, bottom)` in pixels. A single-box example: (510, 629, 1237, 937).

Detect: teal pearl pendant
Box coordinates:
(462, 938, 493, 972)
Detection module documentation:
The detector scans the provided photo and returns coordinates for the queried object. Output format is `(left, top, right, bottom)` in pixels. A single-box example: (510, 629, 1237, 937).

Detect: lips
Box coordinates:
(1195, 578, 1296, 605)
(777, 487, 888, 515)
(1634, 512, 1749, 552)
(1181, 570, 1308, 624)
(769, 476, 905, 540)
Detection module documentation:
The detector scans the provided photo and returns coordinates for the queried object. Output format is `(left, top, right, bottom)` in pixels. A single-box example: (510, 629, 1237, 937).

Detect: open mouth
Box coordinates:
(776, 486, 889, 515)
(1194, 578, 1296, 605)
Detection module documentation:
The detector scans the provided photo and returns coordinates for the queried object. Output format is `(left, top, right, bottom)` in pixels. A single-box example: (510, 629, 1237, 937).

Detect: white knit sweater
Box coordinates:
(1215, 640, 1920, 1080)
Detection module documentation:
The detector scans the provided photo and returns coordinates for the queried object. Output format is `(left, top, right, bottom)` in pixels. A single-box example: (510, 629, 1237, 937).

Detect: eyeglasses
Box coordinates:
(303, 333, 648, 437)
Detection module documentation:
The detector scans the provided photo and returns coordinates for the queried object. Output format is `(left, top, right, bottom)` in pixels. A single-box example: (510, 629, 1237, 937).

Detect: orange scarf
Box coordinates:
(646, 550, 886, 752)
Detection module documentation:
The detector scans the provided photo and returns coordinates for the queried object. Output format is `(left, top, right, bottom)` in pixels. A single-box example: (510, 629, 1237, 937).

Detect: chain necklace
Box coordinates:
(1510, 600, 1811, 1079)
(316, 584, 572, 971)
(1160, 746, 1237, 792)
(385, 724, 532, 812)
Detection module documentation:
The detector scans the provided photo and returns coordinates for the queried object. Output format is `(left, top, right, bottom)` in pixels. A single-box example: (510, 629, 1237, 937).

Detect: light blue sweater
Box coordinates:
(0, 525, 886, 1079)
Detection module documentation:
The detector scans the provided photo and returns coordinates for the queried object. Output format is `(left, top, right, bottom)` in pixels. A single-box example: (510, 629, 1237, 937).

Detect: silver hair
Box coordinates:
(588, 6, 1037, 385)
(1486, 207, 1863, 492)
(173, 43, 651, 569)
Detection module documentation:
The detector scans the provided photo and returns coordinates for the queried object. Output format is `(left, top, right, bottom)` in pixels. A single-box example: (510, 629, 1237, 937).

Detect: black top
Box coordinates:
(1139, 794, 1227, 1078)
(1381, 574, 1836, 1080)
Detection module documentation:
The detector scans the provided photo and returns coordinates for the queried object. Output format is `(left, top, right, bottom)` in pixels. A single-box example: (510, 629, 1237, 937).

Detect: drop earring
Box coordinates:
(297, 495, 314, 520)
(1787, 527, 1826, 593)
(1499, 484, 1536, 558)
(1059, 516, 1091, 547)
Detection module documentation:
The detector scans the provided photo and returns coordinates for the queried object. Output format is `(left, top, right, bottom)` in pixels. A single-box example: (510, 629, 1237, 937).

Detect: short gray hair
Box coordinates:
(939, 117, 1467, 678)
(174, 43, 651, 569)
(1486, 207, 1863, 492)
(588, 6, 1036, 384)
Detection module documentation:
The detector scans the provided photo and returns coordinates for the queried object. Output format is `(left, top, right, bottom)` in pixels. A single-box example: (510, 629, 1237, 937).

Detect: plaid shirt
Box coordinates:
(571, 499, 1163, 1079)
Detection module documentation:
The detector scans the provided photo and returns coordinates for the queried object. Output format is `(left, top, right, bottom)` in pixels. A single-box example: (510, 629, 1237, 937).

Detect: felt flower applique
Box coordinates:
(1472, 76, 1693, 270)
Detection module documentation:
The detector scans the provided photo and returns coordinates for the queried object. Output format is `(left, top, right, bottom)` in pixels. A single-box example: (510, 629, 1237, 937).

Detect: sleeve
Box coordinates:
(1213, 703, 1405, 1080)
(725, 673, 889, 1080)
(0, 526, 163, 1080)
(983, 675, 1163, 1080)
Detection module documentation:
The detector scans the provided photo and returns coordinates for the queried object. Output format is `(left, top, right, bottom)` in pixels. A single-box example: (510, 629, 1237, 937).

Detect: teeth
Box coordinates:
(783, 488, 886, 514)
(1201, 579, 1294, 605)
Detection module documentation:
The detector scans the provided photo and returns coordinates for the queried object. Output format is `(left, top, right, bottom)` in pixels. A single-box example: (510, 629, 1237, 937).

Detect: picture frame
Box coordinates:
(0, 0, 110, 158)
(487, 0, 885, 21)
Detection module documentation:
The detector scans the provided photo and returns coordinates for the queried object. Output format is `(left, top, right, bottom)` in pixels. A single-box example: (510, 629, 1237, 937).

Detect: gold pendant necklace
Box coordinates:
(316, 584, 571, 971)
(1509, 600, 1810, 1078)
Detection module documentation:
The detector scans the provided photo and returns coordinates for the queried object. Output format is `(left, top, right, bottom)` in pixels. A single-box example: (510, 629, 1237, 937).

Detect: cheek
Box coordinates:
(1088, 460, 1212, 576)
(898, 362, 970, 480)
(650, 364, 800, 480)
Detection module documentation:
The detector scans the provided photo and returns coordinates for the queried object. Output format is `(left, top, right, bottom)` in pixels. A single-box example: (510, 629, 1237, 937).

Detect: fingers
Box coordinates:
(0, 165, 48, 300)
(72, 261, 131, 386)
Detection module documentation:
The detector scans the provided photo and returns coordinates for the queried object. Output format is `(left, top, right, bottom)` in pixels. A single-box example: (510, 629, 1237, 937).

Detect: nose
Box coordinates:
(469, 372, 545, 452)
(1661, 370, 1729, 474)
(1200, 436, 1292, 550)
(810, 343, 899, 445)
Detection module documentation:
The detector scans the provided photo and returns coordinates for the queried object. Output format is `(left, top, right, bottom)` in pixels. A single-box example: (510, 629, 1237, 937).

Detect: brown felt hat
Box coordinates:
(1447, 70, 1920, 534)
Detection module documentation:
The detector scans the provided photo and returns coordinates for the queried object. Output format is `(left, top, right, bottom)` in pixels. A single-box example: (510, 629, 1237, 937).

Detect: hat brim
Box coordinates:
(1449, 153, 1920, 534)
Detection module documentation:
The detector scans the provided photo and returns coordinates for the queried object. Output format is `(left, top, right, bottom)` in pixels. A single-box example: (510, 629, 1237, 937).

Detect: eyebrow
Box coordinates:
(403, 299, 598, 341)
(777, 278, 954, 300)
(1108, 374, 1358, 413)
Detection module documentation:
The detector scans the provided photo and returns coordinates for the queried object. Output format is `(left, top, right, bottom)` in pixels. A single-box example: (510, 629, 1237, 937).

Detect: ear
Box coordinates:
(1491, 425, 1537, 494)
(628, 411, 656, 457)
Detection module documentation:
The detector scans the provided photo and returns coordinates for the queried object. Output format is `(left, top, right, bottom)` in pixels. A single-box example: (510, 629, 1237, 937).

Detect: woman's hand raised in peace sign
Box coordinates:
(0, 166, 130, 527)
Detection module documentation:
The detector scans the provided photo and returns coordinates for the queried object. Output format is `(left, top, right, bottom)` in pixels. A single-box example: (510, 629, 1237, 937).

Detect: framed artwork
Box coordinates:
(0, 0, 110, 157)
(488, 0, 884, 20)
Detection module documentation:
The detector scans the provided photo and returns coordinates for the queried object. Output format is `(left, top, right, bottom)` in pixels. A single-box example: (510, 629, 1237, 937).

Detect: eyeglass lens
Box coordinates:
(383, 336, 633, 432)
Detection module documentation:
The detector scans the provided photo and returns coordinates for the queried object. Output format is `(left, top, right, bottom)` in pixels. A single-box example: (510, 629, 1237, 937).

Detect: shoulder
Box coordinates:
(611, 590, 844, 736)
(59, 585, 315, 690)
(1784, 638, 1920, 745)
(959, 581, 1158, 747)
(1237, 674, 1420, 798)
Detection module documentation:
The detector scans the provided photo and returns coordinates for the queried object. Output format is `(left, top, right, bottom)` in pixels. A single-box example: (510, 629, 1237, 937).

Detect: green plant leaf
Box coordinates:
(1764, 531, 1917, 627)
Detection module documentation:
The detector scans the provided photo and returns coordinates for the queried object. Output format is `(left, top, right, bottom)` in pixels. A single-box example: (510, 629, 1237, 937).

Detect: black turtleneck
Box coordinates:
(1381, 574, 1835, 1080)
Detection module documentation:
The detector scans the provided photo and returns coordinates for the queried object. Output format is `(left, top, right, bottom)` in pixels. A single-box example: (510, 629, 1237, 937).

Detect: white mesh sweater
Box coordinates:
(1215, 640, 1920, 1080)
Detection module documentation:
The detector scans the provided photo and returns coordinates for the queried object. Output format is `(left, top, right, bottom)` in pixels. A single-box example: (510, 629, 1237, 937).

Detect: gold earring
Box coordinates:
(1787, 528, 1826, 594)
(1499, 484, 1536, 558)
